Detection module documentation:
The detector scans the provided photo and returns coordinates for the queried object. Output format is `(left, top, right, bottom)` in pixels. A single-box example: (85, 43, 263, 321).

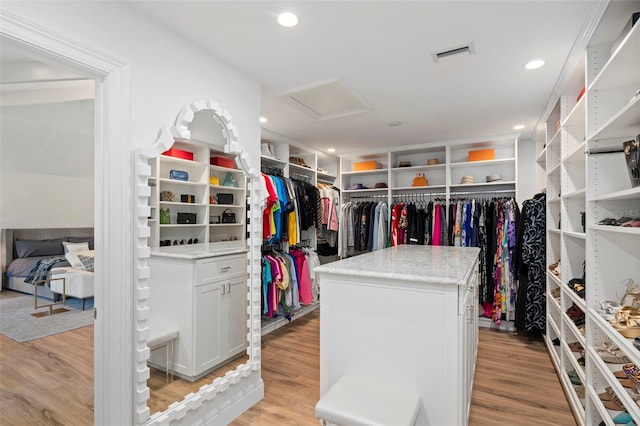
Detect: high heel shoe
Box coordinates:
(611, 307, 640, 338)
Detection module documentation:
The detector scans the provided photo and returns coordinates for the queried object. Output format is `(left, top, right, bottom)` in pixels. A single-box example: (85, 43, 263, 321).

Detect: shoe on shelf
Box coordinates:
(612, 412, 633, 424)
(567, 342, 584, 353)
(595, 341, 631, 364)
(567, 370, 582, 386)
(549, 260, 561, 276)
(611, 307, 640, 338)
(623, 363, 640, 385)
(598, 387, 625, 411)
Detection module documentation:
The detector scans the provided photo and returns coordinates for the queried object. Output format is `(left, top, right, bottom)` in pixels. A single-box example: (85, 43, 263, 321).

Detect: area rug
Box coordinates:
(0, 295, 94, 343)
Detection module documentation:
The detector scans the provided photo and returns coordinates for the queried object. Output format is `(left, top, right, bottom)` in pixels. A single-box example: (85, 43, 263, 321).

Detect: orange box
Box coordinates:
(210, 156, 235, 168)
(353, 161, 382, 171)
(162, 147, 193, 161)
(468, 149, 495, 162)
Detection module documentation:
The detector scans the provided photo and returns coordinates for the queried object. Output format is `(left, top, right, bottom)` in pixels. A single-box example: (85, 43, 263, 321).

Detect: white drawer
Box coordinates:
(195, 254, 246, 285)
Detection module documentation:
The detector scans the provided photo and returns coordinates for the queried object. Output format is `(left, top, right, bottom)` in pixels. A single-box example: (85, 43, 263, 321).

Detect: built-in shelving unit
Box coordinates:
(339, 137, 518, 201)
(148, 139, 246, 247)
(539, 3, 640, 424)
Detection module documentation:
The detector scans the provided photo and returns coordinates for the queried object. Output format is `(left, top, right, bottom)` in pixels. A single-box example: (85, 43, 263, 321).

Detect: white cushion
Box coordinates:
(65, 249, 94, 270)
(50, 268, 94, 299)
(315, 375, 420, 426)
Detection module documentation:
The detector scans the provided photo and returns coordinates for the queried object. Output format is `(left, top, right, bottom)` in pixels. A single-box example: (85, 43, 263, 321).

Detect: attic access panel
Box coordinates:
(282, 79, 368, 121)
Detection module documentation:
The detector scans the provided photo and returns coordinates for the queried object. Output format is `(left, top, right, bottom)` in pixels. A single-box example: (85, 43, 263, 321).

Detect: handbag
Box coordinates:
(169, 170, 189, 181)
(160, 191, 175, 202)
(217, 193, 234, 205)
(223, 172, 236, 187)
(221, 209, 236, 224)
(159, 208, 171, 224)
(623, 136, 640, 188)
(210, 175, 220, 186)
(412, 173, 429, 187)
(177, 212, 197, 224)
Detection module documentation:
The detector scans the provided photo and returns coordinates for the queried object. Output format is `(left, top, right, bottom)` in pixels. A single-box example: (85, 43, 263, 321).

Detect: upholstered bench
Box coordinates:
(148, 327, 179, 382)
(49, 267, 95, 310)
(315, 374, 421, 426)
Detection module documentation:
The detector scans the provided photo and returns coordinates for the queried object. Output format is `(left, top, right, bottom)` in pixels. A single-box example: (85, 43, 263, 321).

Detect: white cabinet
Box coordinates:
(316, 245, 479, 426)
(148, 139, 247, 247)
(149, 247, 248, 381)
(540, 3, 640, 424)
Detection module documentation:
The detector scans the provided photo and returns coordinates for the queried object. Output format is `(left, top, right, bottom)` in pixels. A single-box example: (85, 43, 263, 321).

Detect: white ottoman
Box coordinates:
(315, 374, 421, 426)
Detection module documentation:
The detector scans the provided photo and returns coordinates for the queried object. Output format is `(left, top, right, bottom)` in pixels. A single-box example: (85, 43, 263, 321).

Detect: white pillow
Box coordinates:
(65, 249, 94, 270)
(63, 241, 89, 253)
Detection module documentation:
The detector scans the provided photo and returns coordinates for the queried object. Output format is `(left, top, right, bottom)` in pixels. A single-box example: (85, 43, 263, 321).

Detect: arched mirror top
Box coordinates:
(134, 99, 262, 425)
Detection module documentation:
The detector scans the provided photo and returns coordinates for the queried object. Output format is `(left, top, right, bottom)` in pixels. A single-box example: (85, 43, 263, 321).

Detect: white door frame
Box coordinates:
(1, 10, 134, 425)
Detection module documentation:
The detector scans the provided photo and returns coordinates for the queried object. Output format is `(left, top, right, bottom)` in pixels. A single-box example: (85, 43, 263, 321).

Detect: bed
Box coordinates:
(2, 228, 94, 301)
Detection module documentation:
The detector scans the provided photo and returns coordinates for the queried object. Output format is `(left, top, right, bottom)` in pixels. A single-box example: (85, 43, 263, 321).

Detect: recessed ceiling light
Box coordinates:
(327, 148, 336, 153)
(524, 59, 545, 70)
(259, 117, 267, 123)
(513, 124, 525, 130)
(388, 121, 402, 127)
(277, 12, 298, 27)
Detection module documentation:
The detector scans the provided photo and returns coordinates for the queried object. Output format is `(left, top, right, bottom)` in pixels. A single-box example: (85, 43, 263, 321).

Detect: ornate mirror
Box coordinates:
(135, 99, 263, 425)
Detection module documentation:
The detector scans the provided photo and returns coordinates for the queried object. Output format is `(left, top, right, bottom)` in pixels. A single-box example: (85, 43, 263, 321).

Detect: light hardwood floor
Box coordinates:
(0, 290, 576, 425)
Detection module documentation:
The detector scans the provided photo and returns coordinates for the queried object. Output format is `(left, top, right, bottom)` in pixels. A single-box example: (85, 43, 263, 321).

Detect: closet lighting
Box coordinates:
(327, 148, 335, 153)
(513, 124, 525, 130)
(524, 59, 545, 70)
(277, 12, 299, 27)
(260, 117, 267, 123)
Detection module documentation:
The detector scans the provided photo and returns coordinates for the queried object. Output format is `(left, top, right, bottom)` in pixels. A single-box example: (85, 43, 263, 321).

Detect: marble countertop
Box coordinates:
(150, 240, 247, 259)
(315, 245, 480, 285)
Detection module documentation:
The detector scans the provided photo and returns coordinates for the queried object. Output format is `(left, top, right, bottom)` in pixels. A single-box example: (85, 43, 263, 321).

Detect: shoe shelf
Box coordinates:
(563, 140, 587, 166)
(564, 231, 586, 239)
(537, 145, 547, 165)
(589, 96, 640, 142)
(564, 286, 587, 311)
(590, 225, 640, 236)
(260, 154, 287, 168)
(563, 188, 587, 199)
(591, 187, 640, 202)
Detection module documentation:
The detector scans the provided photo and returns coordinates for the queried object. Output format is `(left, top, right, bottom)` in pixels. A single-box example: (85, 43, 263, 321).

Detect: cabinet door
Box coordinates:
(223, 276, 248, 358)
(194, 282, 223, 374)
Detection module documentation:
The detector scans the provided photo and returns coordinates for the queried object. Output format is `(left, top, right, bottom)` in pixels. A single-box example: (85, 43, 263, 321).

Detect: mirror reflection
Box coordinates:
(144, 108, 251, 416)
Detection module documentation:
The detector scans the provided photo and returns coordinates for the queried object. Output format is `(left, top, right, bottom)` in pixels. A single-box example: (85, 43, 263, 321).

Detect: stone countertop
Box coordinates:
(315, 245, 480, 285)
(150, 240, 247, 259)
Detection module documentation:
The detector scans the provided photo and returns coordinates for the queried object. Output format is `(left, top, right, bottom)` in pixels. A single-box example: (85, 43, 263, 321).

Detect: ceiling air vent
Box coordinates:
(281, 79, 368, 121)
(432, 42, 476, 63)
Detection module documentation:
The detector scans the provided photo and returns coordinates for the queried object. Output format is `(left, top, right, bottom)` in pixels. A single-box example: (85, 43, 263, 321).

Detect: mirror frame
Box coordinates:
(135, 99, 263, 424)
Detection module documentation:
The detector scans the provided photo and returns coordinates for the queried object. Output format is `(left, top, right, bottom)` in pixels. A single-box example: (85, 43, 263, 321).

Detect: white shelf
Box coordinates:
(536, 147, 547, 165)
(588, 22, 640, 93)
(209, 185, 245, 191)
(591, 186, 640, 201)
(563, 231, 586, 239)
(547, 162, 561, 176)
(390, 164, 446, 172)
(317, 171, 337, 181)
(392, 185, 446, 191)
(547, 129, 561, 149)
(261, 302, 319, 336)
(589, 95, 640, 141)
(209, 204, 245, 209)
(562, 95, 586, 131)
(342, 188, 388, 194)
(158, 178, 206, 187)
(260, 155, 287, 166)
(590, 224, 640, 236)
(160, 154, 199, 165)
(289, 162, 314, 173)
(563, 188, 586, 199)
(160, 224, 206, 228)
(448, 158, 515, 168)
(449, 181, 516, 189)
(342, 168, 388, 176)
(209, 223, 244, 227)
(209, 164, 242, 173)
(563, 141, 586, 164)
(159, 201, 207, 207)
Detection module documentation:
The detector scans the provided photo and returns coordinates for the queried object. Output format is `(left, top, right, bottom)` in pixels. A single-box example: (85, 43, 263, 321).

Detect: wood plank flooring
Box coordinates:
(0, 289, 576, 425)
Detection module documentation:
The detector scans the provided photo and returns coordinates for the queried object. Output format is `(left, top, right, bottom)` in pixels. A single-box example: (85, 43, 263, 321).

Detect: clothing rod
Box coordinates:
(388, 189, 515, 197)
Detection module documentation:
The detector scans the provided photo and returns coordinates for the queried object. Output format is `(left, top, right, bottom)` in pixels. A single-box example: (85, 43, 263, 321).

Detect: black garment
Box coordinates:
(417, 208, 426, 245)
(407, 203, 418, 244)
(514, 193, 546, 332)
(367, 202, 377, 251)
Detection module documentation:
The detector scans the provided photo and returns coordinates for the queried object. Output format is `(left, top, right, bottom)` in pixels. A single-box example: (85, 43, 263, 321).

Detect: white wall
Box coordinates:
(1, 100, 94, 228)
(1, 2, 261, 425)
(517, 138, 537, 203)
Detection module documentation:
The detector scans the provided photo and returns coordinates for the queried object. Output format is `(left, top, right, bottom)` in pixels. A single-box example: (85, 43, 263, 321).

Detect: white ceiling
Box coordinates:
(1, 1, 608, 154)
(129, 0, 607, 154)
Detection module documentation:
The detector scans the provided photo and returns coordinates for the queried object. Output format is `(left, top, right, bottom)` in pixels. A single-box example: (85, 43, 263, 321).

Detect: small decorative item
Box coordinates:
(169, 169, 189, 181)
(221, 209, 236, 224)
(426, 158, 440, 165)
(210, 175, 220, 186)
(210, 215, 220, 224)
(398, 161, 412, 167)
(412, 173, 429, 187)
(160, 191, 175, 202)
(209, 195, 216, 205)
(223, 172, 236, 187)
(159, 208, 171, 224)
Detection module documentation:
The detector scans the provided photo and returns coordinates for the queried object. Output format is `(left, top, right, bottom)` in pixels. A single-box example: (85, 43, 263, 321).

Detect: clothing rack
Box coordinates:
(261, 165, 284, 176)
(289, 171, 311, 182)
